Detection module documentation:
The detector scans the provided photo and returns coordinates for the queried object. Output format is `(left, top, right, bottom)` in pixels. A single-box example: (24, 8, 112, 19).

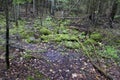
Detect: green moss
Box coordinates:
(61, 29, 69, 34)
(58, 34, 78, 41)
(84, 38, 97, 45)
(39, 27, 52, 35)
(64, 41, 81, 49)
(71, 29, 79, 35)
(25, 38, 41, 43)
(41, 34, 78, 42)
(41, 34, 53, 40)
(90, 32, 102, 41)
(57, 26, 70, 34)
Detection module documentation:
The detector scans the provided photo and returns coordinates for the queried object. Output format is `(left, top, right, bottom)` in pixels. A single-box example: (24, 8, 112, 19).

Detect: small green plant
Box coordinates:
(102, 46, 119, 60)
(41, 34, 78, 42)
(84, 38, 97, 45)
(22, 53, 33, 59)
(39, 27, 52, 35)
(64, 41, 81, 49)
(90, 32, 102, 41)
(43, 16, 56, 27)
(57, 26, 69, 34)
(62, 19, 71, 25)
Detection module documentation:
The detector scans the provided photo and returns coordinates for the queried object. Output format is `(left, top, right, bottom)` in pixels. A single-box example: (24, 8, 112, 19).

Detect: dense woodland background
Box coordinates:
(0, 0, 120, 80)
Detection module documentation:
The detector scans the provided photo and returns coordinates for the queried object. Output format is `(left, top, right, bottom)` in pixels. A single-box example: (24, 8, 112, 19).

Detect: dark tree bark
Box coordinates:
(110, 0, 118, 21)
(51, 0, 55, 16)
(5, 0, 10, 69)
(109, 0, 118, 28)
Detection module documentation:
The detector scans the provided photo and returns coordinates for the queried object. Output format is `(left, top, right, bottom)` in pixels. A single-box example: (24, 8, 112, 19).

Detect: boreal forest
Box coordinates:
(0, 0, 120, 80)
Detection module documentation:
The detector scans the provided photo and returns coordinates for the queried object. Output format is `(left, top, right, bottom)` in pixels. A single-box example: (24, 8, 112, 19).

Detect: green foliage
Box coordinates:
(61, 20, 71, 26)
(84, 39, 97, 45)
(33, 18, 42, 27)
(43, 16, 56, 28)
(25, 37, 37, 43)
(57, 26, 69, 34)
(0, 28, 5, 35)
(54, 34, 78, 41)
(0, 15, 5, 27)
(13, 0, 32, 4)
(39, 27, 52, 35)
(64, 41, 81, 49)
(41, 34, 78, 42)
(27, 76, 34, 80)
(22, 53, 33, 59)
(90, 32, 102, 41)
(57, 0, 70, 9)
(78, 32, 86, 39)
(101, 46, 119, 60)
(10, 20, 35, 40)
(41, 34, 53, 42)
(71, 29, 79, 35)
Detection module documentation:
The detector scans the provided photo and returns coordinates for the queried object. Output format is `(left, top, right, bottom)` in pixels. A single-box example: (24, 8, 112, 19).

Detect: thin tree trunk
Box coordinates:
(51, 0, 55, 16)
(33, 0, 35, 16)
(108, 0, 118, 28)
(14, 4, 18, 26)
(110, 0, 118, 21)
(5, 0, 10, 69)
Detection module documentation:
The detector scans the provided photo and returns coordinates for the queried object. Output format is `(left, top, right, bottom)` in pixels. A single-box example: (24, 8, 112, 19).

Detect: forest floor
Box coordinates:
(0, 41, 120, 80)
(0, 42, 106, 80)
(0, 15, 120, 80)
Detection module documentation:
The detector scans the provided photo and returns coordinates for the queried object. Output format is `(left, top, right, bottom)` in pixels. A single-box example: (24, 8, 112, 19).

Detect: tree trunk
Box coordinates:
(33, 0, 36, 17)
(110, 0, 118, 21)
(5, 0, 10, 69)
(108, 0, 118, 28)
(51, 0, 55, 16)
(89, 0, 97, 24)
